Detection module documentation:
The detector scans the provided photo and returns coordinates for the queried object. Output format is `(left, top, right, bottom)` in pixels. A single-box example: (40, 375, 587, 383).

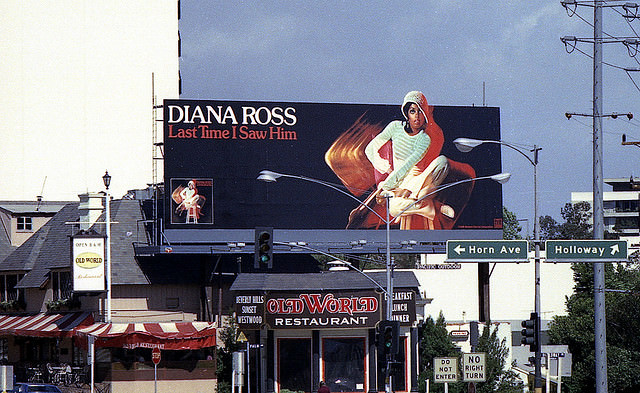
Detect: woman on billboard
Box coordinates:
(325, 91, 476, 230)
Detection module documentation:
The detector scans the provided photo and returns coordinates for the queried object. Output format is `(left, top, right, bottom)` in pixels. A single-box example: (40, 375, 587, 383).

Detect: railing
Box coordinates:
(26, 367, 44, 383)
(25, 363, 91, 387)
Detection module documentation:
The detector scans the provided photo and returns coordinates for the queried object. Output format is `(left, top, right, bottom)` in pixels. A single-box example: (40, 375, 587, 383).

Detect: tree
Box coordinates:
(539, 201, 592, 240)
(216, 314, 242, 393)
(502, 207, 523, 240)
(549, 262, 640, 393)
(474, 326, 525, 393)
(418, 313, 462, 392)
(418, 314, 524, 393)
(542, 199, 640, 392)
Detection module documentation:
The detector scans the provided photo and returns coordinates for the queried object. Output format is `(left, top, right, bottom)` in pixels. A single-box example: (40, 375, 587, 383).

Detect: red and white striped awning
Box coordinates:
(0, 312, 94, 338)
(75, 321, 217, 350)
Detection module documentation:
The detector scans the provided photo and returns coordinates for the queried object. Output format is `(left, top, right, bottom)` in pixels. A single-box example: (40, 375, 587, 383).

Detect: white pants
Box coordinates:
(388, 155, 450, 218)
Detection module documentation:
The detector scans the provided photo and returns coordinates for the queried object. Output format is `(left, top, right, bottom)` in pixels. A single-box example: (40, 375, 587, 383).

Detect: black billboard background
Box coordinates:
(164, 99, 502, 230)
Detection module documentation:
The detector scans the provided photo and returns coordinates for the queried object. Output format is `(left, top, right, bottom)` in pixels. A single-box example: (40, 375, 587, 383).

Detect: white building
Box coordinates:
(414, 252, 574, 322)
(572, 177, 640, 236)
(0, 1, 179, 200)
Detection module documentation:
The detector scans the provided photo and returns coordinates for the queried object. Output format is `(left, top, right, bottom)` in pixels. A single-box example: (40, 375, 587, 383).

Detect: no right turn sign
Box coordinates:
(462, 353, 486, 382)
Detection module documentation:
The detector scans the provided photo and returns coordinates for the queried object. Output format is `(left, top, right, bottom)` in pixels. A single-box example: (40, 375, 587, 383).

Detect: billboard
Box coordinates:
(164, 96, 502, 232)
(72, 235, 105, 292)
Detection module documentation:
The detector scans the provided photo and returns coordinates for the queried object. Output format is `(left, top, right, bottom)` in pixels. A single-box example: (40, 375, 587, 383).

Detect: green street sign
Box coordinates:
(446, 240, 529, 262)
(545, 240, 628, 262)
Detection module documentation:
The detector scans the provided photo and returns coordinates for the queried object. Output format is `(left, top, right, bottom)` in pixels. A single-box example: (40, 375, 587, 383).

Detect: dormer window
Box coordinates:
(17, 216, 32, 231)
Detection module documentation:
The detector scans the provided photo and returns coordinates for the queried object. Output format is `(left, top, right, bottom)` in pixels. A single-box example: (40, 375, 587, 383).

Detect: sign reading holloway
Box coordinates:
(545, 240, 628, 262)
(164, 99, 503, 234)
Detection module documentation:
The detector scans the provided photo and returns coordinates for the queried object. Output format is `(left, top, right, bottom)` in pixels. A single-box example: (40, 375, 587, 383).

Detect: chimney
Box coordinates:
(78, 192, 106, 231)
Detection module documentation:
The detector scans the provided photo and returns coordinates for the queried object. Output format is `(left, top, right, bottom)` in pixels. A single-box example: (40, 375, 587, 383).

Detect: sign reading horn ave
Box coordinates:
(446, 240, 529, 263)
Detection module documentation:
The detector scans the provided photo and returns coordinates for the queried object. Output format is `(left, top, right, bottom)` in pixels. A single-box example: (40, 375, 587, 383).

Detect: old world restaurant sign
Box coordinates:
(234, 289, 416, 330)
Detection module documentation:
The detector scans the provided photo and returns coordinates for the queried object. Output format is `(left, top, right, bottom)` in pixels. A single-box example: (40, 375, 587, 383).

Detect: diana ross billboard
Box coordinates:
(164, 94, 502, 230)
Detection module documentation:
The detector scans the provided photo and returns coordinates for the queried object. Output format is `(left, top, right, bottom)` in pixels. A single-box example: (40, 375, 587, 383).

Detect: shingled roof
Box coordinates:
(0, 225, 14, 265)
(0, 199, 149, 289)
(0, 201, 71, 265)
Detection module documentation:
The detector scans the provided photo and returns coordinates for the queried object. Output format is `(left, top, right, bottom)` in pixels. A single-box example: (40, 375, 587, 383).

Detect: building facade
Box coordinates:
(0, 193, 218, 393)
(572, 177, 640, 236)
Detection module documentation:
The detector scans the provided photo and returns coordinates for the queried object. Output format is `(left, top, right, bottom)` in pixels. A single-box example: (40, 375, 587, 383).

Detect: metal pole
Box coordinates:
(246, 341, 250, 393)
(557, 356, 562, 393)
(593, 2, 608, 393)
(533, 146, 542, 393)
(385, 193, 393, 321)
(546, 358, 551, 393)
(105, 189, 112, 323)
(89, 336, 95, 393)
(384, 193, 393, 393)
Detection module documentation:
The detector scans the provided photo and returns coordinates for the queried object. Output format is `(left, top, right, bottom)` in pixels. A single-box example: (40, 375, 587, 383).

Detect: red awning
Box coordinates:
(75, 321, 217, 350)
(0, 312, 94, 338)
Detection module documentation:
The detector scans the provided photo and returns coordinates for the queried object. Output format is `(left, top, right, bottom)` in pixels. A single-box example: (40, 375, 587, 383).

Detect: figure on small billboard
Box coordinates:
(325, 91, 476, 230)
(171, 178, 213, 224)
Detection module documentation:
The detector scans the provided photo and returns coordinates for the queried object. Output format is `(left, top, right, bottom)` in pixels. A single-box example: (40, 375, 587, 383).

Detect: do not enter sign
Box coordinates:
(152, 347, 161, 365)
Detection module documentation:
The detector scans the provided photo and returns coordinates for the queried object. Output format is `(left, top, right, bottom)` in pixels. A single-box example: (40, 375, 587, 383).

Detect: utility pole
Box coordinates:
(560, 2, 640, 391)
(592, 2, 608, 392)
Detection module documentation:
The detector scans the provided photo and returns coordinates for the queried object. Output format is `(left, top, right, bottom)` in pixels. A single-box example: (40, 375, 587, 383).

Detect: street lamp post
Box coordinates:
(453, 138, 542, 391)
(102, 170, 112, 323)
(257, 170, 510, 392)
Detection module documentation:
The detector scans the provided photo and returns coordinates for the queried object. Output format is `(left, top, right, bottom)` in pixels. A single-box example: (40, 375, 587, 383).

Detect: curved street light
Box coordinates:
(274, 240, 389, 294)
(453, 137, 542, 390)
(258, 169, 510, 319)
(259, 168, 510, 393)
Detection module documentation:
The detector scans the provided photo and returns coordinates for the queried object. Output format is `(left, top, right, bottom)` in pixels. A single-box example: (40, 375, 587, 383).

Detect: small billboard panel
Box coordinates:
(72, 235, 105, 292)
(164, 98, 502, 232)
(169, 178, 214, 224)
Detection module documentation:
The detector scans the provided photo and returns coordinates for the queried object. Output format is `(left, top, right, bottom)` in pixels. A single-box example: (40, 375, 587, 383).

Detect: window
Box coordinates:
(0, 274, 24, 302)
(392, 337, 407, 392)
(0, 338, 7, 362)
(17, 216, 32, 231)
(615, 217, 638, 230)
(52, 271, 72, 300)
(279, 338, 311, 393)
(323, 337, 365, 392)
(166, 297, 180, 309)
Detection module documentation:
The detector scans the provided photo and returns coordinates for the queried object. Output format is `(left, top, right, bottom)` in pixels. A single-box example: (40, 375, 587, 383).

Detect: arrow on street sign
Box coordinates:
(545, 240, 628, 262)
(446, 240, 529, 262)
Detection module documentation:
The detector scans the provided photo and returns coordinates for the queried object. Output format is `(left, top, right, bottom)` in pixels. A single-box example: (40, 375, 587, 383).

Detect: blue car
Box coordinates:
(11, 383, 62, 393)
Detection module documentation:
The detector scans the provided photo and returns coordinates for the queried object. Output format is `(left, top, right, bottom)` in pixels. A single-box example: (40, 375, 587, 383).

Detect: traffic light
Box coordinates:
(521, 312, 539, 353)
(254, 227, 273, 269)
(377, 320, 400, 358)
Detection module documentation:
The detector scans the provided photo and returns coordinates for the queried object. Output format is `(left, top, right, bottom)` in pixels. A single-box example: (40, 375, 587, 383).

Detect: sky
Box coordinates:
(178, 1, 640, 232)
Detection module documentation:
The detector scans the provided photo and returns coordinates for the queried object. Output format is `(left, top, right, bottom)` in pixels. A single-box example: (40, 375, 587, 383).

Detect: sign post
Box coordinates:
(152, 347, 161, 393)
(446, 240, 529, 262)
(545, 240, 627, 262)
